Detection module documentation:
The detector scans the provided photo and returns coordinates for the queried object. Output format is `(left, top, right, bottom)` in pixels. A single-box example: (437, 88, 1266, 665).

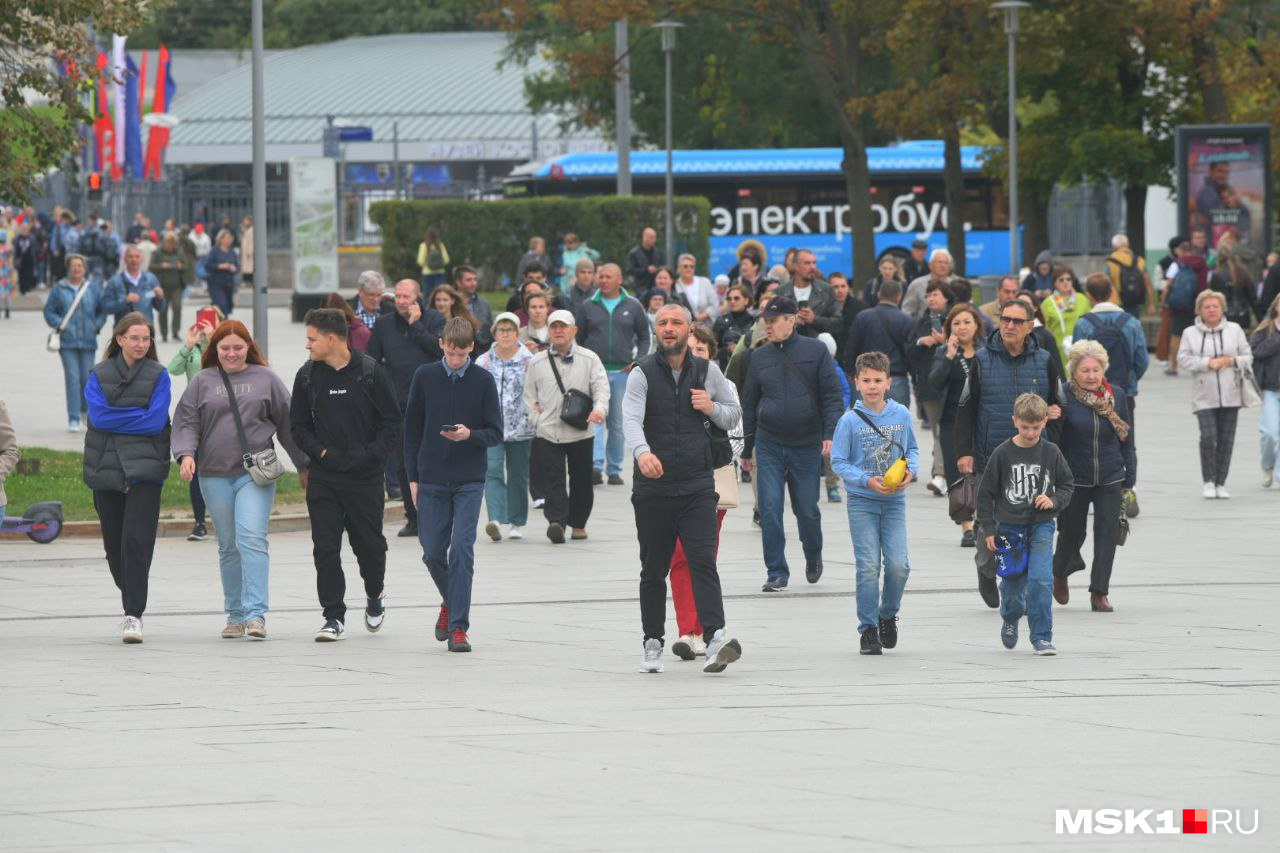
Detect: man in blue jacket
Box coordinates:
(404, 317, 503, 653)
(104, 245, 165, 325)
(740, 296, 845, 591)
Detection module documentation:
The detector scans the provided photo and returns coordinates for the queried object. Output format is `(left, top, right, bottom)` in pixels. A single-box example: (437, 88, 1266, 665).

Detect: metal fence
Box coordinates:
(1047, 181, 1125, 255)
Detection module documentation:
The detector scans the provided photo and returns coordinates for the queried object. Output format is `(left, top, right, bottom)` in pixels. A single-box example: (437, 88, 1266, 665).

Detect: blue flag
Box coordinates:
(124, 54, 144, 179)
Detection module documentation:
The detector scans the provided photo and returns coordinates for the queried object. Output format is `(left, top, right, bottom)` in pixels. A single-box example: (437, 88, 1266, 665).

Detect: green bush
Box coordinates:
(369, 196, 711, 290)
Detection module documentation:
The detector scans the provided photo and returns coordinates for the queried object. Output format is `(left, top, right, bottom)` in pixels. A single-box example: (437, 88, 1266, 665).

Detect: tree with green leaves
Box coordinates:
(1, 0, 148, 203)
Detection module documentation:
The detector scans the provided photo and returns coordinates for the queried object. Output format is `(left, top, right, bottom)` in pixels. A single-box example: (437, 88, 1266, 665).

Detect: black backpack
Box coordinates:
(1108, 253, 1146, 308)
(298, 353, 379, 420)
(426, 245, 444, 269)
(1081, 314, 1132, 391)
(78, 227, 103, 260)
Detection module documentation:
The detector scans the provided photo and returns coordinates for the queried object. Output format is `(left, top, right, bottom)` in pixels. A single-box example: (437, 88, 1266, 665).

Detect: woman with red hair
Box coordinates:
(172, 320, 307, 640)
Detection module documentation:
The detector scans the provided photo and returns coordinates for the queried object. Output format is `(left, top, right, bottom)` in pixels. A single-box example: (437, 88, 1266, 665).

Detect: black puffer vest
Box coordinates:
(83, 354, 171, 492)
(633, 352, 714, 498)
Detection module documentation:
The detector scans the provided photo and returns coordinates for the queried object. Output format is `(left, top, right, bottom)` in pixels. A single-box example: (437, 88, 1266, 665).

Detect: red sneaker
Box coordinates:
(434, 605, 449, 642)
(448, 629, 471, 653)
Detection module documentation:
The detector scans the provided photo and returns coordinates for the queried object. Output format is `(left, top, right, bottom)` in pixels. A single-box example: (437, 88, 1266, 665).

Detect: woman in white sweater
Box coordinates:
(1177, 289, 1254, 499)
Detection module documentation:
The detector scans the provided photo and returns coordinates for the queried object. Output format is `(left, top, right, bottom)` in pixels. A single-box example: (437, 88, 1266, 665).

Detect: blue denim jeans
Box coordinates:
(1260, 390, 1280, 472)
(848, 498, 910, 633)
(59, 347, 96, 423)
(200, 473, 275, 623)
(486, 440, 532, 526)
(418, 481, 484, 632)
(755, 436, 823, 578)
(999, 520, 1056, 644)
(886, 374, 911, 407)
(592, 370, 629, 476)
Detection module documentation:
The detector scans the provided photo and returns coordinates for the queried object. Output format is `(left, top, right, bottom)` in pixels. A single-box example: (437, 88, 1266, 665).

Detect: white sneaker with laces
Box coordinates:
(702, 628, 742, 673)
(1215, 485, 1231, 499)
(507, 525, 524, 540)
(121, 616, 143, 644)
(639, 638, 664, 673)
(1202, 482, 1217, 499)
(927, 475, 947, 496)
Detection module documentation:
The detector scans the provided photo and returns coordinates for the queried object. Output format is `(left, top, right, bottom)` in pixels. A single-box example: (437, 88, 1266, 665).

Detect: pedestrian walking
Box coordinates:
(203, 229, 239, 316)
(104, 245, 165, 326)
(84, 313, 171, 643)
(417, 227, 449, 290)
(977, 394, 1075, 656)
(863, 256, 904, 308)
(1177, 290, 1254, 498)
(564, 257, 598, 311)
(775, 249, 840, 338)
(842, 280, 914, 406)
(576, 262, 649, 486)
(740, 296, 844, 591)
(901, 249, 955, 320)
(1051, 340, 1136, 613)
(831, 351, 919, 655)
(44, 254, 111, 432)
(927, 304, 985, 546)
(0, 399, 17, 528)
(523, 309, 609, 543)
(515, 236, 551, 287)
(150, 232, 193, 342)
(289, 309, 401, 641)
(172, 320, 307, 640)
(624, 304, 743, 674)
(166, 309, 223, 542)
(1040, 267, 1091, 365)
(909, 279, 954, 495)
(626, 227, 663, 294)
(477, 312, 536, 542)
(453, 265, 494, 349)
(1106, 234, 1156, 318)
(404, 317, 503, 653)
(1250, 294, 1280, 487)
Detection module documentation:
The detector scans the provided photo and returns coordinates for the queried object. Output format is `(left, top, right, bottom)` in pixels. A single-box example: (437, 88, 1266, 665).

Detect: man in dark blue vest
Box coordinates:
(623, 303, 743, 675)
(956, 297, 1063, 608)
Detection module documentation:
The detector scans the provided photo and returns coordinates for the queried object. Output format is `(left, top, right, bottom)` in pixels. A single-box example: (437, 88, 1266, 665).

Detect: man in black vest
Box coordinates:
(623, 303, 743, 675)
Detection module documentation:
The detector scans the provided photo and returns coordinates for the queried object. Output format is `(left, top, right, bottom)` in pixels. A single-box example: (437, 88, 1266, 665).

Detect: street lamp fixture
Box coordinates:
(993, 0, 1030, 275)
(652, 19, 683, 269)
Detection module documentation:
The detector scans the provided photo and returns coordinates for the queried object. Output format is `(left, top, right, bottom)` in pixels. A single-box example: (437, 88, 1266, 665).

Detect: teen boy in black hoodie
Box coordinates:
(291, 308, 402, 641)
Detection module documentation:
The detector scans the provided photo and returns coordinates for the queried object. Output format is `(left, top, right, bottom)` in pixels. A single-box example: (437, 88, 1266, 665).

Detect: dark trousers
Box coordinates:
(418, 481, 484, 632)
(395, 432, 416, 525)
(306, 478, 387, 623)
(537, 436, 594, 528)
(190, 470, 206, 525)
(1052, 482, 1123, 595)
(1196, 407, 1239, 485)
(633, 490, 726, 642)
(94, 483, 163, 618)
(528, 435, 546, 501)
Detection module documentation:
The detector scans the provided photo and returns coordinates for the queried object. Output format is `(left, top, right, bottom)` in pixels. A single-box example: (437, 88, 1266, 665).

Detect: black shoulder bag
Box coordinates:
(547, 350, 594, 431)
(692, 358, 733, 468)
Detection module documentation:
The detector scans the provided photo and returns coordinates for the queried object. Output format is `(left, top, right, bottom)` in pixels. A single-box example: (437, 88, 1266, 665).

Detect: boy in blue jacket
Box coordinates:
(831, 352, 919, 655)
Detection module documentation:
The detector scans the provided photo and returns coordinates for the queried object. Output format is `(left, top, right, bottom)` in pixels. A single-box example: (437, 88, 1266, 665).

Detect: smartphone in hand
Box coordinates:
(440, 424, 460, 432)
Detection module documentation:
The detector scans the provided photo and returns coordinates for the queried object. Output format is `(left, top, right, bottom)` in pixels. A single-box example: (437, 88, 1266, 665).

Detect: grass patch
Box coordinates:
(4, 447, 305, 522)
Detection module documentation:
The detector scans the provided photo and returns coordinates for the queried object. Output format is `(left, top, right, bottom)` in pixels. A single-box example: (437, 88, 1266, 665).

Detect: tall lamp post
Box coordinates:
(652, 20, 683, 269)
(993, 1, 1029, 275)
(250, 0, 268, 355)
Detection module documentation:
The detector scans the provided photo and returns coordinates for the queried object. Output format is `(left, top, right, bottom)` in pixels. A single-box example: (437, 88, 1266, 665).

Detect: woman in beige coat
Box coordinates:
(0, 400, 20, 526)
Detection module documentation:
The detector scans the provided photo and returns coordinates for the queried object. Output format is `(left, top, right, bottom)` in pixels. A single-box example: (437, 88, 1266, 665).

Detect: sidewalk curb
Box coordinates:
(1, 513, 314, 541)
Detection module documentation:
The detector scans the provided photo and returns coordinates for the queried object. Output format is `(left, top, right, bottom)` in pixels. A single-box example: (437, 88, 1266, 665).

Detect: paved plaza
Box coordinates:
(0, 306, 1275, 849)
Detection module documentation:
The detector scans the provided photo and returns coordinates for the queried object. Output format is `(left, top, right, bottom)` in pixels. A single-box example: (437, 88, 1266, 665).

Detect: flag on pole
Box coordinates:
(111, 35, 127, 180)
(125, 54, 144, 178)
(143, 44, 175, 180)
(137, 51, 148, 121)
(93, 51, 111, 172)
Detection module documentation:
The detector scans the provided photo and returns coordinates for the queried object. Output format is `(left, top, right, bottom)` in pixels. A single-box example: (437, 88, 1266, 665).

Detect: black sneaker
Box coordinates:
(397, 521, 418, 538)
(752, 508, 761, 527)
(591, 469, 604, 485)
(878, 616, 898, 649)
(860, 627, 883, 655)
(314, 618, 345, 642)
(740, 470, 751, 483)
(546, 522, 566, 544)
(187, 522, 208, 542)
(387, 485, 402, 500)
(805, 559, 823, 584)
(761, 575, 788, 592)
(608, 474, 624, 485)
(364, 594, 385, 632)
(978, 568, 1000, 608)
(960, 529, 976, 548)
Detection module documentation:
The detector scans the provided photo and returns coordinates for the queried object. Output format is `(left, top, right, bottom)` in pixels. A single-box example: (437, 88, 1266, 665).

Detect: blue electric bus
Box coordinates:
(505, 140, 1012, 276)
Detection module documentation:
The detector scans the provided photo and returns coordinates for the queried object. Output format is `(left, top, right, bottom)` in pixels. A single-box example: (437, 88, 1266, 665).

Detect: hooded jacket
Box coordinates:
(831, 399, 920, 502)
(1021, 250, 1054, 294)
(1176, 318, 1254, 411)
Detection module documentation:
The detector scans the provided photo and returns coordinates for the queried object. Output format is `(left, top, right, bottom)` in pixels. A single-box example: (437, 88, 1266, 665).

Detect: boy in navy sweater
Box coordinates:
(404, 317, 503, 652)
(831, 352, 919, 655)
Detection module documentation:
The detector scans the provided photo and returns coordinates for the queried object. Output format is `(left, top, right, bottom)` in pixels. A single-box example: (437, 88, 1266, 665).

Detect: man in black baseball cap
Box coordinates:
(903, 239, 929, 282)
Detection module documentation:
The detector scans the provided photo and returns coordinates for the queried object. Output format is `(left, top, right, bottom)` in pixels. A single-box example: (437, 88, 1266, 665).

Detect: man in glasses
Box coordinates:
(954, 296, 1063, 609)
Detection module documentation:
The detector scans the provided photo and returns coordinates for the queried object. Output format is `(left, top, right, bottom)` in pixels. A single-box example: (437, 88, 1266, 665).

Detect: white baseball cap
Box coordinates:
(548, 309, 576, 326)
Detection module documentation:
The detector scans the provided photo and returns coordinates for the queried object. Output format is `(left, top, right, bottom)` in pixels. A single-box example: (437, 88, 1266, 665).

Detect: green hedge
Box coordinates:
(369, 195, 711, 290)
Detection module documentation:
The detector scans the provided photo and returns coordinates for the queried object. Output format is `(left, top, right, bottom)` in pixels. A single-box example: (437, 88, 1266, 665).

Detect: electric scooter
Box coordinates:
(0, 502, 64, 544)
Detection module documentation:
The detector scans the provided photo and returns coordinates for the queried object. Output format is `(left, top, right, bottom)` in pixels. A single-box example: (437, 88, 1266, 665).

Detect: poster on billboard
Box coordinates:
(289, 156, 339, 294)
(1175, 124, 1271, 255)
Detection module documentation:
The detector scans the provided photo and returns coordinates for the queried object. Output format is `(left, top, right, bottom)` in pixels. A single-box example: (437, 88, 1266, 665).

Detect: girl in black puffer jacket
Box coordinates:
(1249, 293, 1280, 487)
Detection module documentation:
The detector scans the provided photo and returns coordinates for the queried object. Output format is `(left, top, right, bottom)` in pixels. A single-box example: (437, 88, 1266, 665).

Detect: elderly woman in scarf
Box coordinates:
(1051, 339, 1136, 613)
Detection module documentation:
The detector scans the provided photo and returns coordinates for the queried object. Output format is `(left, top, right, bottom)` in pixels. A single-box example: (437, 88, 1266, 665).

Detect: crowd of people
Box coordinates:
(6, 214, 1279, 672)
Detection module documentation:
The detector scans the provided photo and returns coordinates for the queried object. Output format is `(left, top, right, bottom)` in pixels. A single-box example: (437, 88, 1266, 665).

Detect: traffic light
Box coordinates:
(87, 171, 103, 200)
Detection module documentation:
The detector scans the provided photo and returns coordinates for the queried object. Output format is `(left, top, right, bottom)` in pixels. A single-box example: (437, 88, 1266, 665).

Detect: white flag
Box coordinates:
(112, 35, 127, 170)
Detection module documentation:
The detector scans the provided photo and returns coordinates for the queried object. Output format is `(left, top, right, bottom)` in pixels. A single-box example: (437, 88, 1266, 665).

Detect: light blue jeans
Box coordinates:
(592, 369, 629, 476)
(486, 439, 532, 526)
(999, 520, 1056, 644)
(848, 497, 910, 634)
(1260, 390, 1280, 472)
(59, 347, 96, 423)
(200, 473, 275, 623)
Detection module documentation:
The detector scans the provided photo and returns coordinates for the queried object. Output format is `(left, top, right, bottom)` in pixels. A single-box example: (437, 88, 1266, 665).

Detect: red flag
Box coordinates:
(94, 51, 112, 173)
(143, 44, 170, 179)
(137, 51, 148, 120)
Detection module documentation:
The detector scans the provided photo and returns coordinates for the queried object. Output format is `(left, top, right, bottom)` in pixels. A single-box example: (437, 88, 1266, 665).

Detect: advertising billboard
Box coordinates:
(1175, 124, 1271, 254)
(289, 156, 340, 294)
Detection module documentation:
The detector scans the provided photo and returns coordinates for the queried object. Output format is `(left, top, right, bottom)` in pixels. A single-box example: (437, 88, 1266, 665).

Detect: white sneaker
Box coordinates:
(68, 421, 81, 433)
(639, 638, 664, 673)
(121, 616, 143, 644)
(1215, 485, 1231, 499)
(671, 633, 707, 660)
(1202, 482, 1217, 499)
(1263, 469, 1274, 488)
(507, 525, 524, 540)
(532, 498, 545, 509)
(702, 629, 742, 673)
(927, 475, 947, 496)
(485, 521, 502, 542)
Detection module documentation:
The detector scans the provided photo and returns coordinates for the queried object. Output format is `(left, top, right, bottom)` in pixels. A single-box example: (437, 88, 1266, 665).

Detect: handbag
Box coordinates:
(713, 464, 740, 509)
(693, 357, 734, 469)
(547, 349, 594, 430)
(947, 474, 978, 523)
(218, 367, 285, 486)
(1238, 363, 1263, 408)
(47, 280, 91, 352)
(853, 408, 908, 486)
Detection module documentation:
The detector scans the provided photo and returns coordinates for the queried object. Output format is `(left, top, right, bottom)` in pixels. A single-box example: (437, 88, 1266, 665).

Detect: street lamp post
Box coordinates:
(994, 1, 1030, 275)
(652, 20, 683, 270)
(251, 0, 268, 355)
